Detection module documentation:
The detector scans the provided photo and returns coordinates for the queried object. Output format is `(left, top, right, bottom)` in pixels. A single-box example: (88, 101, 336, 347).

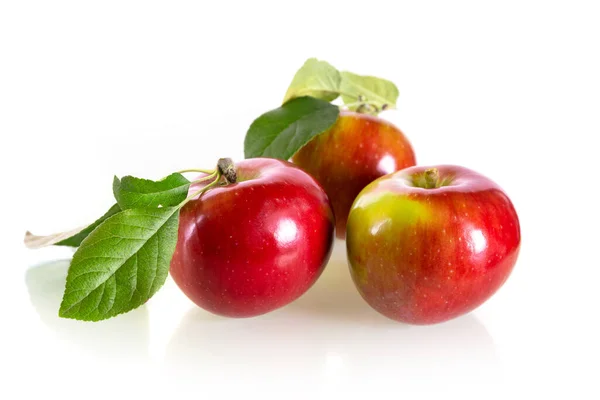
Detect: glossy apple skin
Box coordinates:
(170, 158, 335, 318)
(346, 165, 521, 324)
(292, 111, 416, 239)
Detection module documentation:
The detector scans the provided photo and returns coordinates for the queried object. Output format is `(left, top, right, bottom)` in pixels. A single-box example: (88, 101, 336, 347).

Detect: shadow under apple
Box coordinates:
(284, 240, 398, 325)
(162, 274, 500, 395)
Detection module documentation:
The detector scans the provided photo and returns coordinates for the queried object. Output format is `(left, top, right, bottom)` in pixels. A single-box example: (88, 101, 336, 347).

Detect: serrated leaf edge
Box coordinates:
(58, 207, 179, 321)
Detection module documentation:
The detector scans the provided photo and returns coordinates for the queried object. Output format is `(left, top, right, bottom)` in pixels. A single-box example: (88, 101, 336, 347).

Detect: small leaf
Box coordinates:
(113, 173, 190, 210)
(59, 207, 180, 321)
(282, 58, 341, 104)
(244, 96, 340, 160)
(340, 71, 399, 111)
(24, 203, 122, 249)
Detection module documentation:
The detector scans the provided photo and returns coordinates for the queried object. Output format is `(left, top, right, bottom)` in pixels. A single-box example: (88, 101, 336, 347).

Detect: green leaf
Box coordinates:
(59, 207, 180, 321)
(24, 203, 122, 249)
(244, 96, 340, 160)
(282, 58, 341, 104)
(340, 71, 399, 111)
(113, 173, 190, 210)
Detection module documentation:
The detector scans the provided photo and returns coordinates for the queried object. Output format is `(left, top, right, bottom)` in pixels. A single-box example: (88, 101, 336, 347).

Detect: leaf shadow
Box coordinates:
(25, 259, 150, 364)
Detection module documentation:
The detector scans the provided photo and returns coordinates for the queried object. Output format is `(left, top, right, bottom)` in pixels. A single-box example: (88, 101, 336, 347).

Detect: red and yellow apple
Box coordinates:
(292, 111, 416, 239)
(170, 158, 335, 318)
(346, 165, 521, 324)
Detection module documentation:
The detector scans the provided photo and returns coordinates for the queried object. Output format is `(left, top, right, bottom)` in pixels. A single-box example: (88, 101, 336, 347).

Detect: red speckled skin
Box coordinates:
(292, 111, 416, 239)
(346, 165, 521, 324)
(169, 158, 335, 318)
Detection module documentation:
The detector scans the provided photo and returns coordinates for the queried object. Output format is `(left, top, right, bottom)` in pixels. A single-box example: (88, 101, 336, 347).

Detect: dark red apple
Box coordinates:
(170, 158, 335, 318)
(346, 165, 521, 324)
(292, 111, 416, 239)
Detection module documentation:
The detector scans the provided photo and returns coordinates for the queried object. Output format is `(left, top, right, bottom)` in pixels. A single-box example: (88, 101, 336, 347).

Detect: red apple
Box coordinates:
(346, 165, 521, 324)
(170, 158, 335, 318)
(292, 111, 416, 239)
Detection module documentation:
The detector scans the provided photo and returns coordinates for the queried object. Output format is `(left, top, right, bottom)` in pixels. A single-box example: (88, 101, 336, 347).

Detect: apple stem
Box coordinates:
(178, 158, 237, 208)
(189, 170, 218, 186)
(179, 172, 223, 208)
(217, 158, 237, 184)
(424, 168, 440, 189)
(341, 94, 390, 116)
(173, 168, 215, 175)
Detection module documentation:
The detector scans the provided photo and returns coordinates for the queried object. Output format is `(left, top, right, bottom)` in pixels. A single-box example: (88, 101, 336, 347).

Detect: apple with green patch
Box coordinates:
(292, 111, 415, 238)
(346, 165, 521, 324)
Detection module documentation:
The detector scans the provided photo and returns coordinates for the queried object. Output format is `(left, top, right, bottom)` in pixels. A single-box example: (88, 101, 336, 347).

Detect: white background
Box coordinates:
(2, 1, 599, 398)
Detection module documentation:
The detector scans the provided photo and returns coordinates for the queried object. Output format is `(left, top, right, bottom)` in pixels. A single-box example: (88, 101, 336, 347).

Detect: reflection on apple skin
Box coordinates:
(25, 259, 150, 364)
(163, 242, 501, 396)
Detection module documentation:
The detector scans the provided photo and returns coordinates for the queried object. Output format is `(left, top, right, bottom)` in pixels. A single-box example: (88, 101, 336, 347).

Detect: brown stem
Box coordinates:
(217, 158, 237, 184)
(424, 168, 440, 189)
